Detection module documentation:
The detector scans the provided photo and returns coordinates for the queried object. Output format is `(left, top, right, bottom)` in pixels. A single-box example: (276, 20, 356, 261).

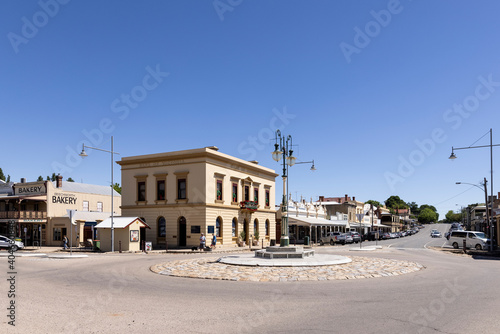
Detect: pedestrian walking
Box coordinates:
(211, 233, 217, 249)
(63, 235, 69, 250)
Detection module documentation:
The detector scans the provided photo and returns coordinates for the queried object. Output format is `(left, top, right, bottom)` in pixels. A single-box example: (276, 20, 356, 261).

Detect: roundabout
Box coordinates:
(150, 255, 425, 281)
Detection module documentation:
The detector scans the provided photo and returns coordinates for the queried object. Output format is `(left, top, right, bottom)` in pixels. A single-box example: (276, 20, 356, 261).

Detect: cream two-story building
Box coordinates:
(118, 147, 277, 249)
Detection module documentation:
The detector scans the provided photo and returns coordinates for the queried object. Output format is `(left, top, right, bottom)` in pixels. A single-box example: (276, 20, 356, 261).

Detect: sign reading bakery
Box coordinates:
(52, 192, 77, 205)
(14, 182, 47, 196)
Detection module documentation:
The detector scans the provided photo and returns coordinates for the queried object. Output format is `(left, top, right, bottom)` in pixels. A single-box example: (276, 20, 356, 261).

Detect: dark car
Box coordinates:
(380, 232, 391, 240)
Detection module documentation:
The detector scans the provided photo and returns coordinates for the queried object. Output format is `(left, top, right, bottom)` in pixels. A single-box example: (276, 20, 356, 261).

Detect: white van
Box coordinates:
(446, 231, 490, 250)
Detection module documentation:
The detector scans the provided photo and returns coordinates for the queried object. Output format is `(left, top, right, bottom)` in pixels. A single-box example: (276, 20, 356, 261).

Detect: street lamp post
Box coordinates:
(456, 179, 491, 251)
(272, 130, 315, 247)
(450, 129, 499, 251)
(79, 136, 120, 252)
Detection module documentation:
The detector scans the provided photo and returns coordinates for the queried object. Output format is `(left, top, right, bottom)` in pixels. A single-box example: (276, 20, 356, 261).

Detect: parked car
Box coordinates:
(346, 231, 361, 243)
(447, 230, 490, 250)
(381, 232, 391, 240)
(320, 232, 347, 245)
(344, 233, 354, 244)
(0, 235, 25, 252)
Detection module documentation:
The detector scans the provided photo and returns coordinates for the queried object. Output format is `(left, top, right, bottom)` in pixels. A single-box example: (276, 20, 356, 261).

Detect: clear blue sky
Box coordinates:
(2, 0, 500, 219)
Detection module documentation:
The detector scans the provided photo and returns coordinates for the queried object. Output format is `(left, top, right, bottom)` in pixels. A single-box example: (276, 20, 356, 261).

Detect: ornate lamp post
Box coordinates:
(450, 129, 499, 251)
(272, 130, 295, 247)
(79, 136, 120, 252)
(272, 131, 316, 247)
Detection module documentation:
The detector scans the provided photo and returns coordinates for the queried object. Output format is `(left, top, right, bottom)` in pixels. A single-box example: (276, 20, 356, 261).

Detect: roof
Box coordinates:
(288, 216, 348, 227)
(95, 217, 150, 229)
(52, 181, 121, 197)
(63, 211, 112, 222)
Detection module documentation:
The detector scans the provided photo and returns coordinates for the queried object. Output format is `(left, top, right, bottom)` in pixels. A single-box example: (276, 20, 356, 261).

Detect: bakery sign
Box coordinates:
(14, 182, 46, 196)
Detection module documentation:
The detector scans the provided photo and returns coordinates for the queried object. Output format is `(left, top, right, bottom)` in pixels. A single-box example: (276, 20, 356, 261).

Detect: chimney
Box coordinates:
(319, 196, 324, 202)
(344, 194, 348, 202)
(20, 178, 26, 183)
(56, 174, 63, 188)
(353, 196, 356, 201)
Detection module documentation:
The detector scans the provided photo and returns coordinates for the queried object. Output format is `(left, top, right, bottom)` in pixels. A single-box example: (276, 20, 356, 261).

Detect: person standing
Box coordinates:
(199, 233, 206, 250)
(63, 235, 69, 250)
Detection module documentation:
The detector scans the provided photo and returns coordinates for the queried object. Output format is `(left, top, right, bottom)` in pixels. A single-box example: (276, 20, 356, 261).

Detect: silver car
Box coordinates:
(0, 235, 25, 251)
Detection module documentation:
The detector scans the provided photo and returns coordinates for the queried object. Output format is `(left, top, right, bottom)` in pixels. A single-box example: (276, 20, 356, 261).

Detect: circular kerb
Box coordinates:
(47, 254, 89, 259)
(349, 247, 376, 252)
(0, 253, 47, 257)
(218, 253, 351, 267)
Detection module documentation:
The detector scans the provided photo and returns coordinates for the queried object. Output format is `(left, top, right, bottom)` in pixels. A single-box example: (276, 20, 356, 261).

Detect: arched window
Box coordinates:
(232, 218, 237, 237)
(253, 219, 258, 236)
(157, 216, 166, 237)
(265, 219, 270, 236)
(216, 217, 222, 237)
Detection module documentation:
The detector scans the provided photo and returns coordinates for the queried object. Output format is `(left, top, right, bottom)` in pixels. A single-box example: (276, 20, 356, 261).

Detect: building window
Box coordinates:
(216, 217, 222, 237)
(53, 227, 66, 241)
(216, 180, 223, 201)
(83, 201, 89, 212)
(265, 190, 270, 207)
(34, 203, 39, 211)
(157, 180, 165, 200)
(253, 219, 258, 236)
(244, 186, 249, 201)
(232, 183, 238, 203)
(137, 181, 146, 202)
(232, 218, 237, 237)
(178, 179, 186, 200)
(158, 216, 166, 237)
(265, 219, 270, 236)
(97, 202, 103, 212)
(53, 228, 61, 241)
(254, 188, 259, 203)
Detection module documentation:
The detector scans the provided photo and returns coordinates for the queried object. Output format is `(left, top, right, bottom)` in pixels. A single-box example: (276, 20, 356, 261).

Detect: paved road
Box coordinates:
(3, 224, 499, 334)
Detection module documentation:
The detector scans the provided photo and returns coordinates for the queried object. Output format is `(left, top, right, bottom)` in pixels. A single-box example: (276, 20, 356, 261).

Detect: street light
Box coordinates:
(450, 129, 499, 251)
(272, 130, 315, 247)
(455, 179, 491, 251)
(79, 136, 120, 252)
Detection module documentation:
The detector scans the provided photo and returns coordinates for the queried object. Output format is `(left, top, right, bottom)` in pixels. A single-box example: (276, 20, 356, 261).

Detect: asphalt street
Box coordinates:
(3, 224, 499, 334)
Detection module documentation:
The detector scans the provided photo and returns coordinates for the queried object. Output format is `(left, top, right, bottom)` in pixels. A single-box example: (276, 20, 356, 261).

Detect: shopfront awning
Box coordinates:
(288, 216, 348, 227)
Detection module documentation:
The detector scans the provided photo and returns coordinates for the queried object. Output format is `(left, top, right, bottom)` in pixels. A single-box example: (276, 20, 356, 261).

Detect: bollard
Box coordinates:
(119, 240, 122, 253)
(262, 238, 264, 249)
(165, 240, 168, 252)
(463, 239, 467, 254)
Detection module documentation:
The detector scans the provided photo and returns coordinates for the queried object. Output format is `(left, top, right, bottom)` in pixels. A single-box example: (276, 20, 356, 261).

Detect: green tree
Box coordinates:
(385, 196, 408, 211)
(67, 177, 75, 182)
(113, 183, 122, 194)
(6, 175, 10, 183)
(418, 208, 438, 224)
(365, 200, 382, 208)
(407, 201, 419, 215)
(46, 176, 51, 181)
(0, 168, 5, 181)
(51, 173, 57, 181)
(37, 176, 44, 181)
(445, 210, 462, 223)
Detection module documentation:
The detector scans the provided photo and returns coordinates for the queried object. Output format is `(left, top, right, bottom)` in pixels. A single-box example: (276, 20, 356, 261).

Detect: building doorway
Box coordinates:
(140, 227, 146, 250)
(178, 217, 187, 247)
(244, 219, 249, 244)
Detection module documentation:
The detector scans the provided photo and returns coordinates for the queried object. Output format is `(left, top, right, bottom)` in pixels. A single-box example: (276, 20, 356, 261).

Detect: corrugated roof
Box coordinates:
(96, 217, 150, 229)
(63, 211, 112, 222)
(52, 181, 120, 197)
